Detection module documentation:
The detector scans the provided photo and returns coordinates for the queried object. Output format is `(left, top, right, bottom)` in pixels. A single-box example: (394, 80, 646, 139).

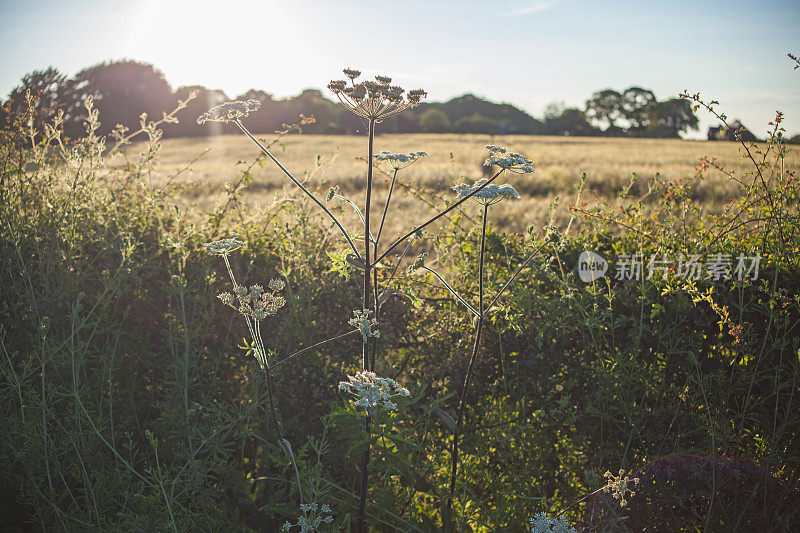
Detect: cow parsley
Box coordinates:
(452, 178, 521, 205)
(338, 370, 411, 414)
(197, 99, 261, 124)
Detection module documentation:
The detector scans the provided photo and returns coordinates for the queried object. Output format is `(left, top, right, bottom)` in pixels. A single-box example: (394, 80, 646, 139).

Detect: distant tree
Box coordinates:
(622, 86, 656, 135)
(416, 93, 542, 134)
(646, 98, 699, 138)
(543, 101, 566, 121)
(0, 67, 68, 136)
(585, 89, 624, 133)
(454, 112, 498, 134)
(63, 60, 174, 137)
(545, 108, 598, 136)
(419, 108, 452, 133)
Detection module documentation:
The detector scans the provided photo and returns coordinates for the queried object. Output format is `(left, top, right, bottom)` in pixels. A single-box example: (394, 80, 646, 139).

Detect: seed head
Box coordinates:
(329, 68, 426, 121)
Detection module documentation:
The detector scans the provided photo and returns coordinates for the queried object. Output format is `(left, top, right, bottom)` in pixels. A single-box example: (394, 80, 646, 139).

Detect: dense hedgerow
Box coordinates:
(1, 67, 799, 532)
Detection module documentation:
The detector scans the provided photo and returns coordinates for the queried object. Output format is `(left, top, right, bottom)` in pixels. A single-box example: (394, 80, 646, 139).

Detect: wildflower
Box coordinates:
(484, 145, 535, 173)
(602, 469, 640, 507)
(204, 237, 246, 256)
(197, 99, 261, 124)
(338, 370, 411, 414)
(328, 68, 426, 121)
(408, 251, 428, 272)
(451, 178, 521, 205)
(218, 281, 286, 320)
(349, 308, 380, 342)
(282, 501, 334, 532)
(529, 512, 576, 533)
(374, 150, 428, 170)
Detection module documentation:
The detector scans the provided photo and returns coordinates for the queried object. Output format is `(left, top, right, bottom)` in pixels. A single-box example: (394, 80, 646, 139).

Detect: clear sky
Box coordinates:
(2, 0, 799, 138)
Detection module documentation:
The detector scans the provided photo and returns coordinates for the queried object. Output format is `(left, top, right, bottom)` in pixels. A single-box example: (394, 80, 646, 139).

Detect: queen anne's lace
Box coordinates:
(451, 178, 521, 205)
(602, 469, 640, 507)
(338, 371, 411, 414)
(204, 237, 246, 256)
(197, 99, 261, 124)
(484, 144, 535, 173)
(281, 502, 334, 532)
(374, 150, 428, 170)
(348, 309, 380, 342)
(529, 512, 576, 533)
(217, 280, 286, 321)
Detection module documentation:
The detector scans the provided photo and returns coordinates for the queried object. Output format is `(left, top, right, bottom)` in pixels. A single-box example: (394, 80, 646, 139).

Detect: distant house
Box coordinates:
(707, 120, 758, 142)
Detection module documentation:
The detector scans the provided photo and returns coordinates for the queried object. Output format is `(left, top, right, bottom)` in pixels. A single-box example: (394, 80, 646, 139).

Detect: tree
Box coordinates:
(0, 67, 68, 136)
(454, 112, 498, 134)
(622, 87, 656, 135)
(585, 89, 624, 133)
(646, 98, 699, 138)
(544, 108, 598, 136)
(63, 60, 174, 137)
(419, 108, 452, 133)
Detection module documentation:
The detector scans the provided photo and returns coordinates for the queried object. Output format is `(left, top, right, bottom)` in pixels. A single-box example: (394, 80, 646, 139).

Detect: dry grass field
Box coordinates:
(149, 133, 797, 236)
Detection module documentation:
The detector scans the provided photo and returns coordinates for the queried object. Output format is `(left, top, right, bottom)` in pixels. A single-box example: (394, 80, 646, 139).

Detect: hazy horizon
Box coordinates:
(2, 0, 799, 138)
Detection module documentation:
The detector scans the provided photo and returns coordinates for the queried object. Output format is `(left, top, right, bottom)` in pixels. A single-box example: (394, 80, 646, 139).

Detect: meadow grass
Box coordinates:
(2, 88, 799, 532)
(149, 133, 796, 236)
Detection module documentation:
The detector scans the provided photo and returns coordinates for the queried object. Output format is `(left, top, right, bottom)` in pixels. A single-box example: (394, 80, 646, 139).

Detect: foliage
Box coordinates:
(1, 65, 799, 532)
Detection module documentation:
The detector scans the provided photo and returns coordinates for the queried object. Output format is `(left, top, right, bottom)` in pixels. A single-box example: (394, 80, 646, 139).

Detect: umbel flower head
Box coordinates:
(602, 469, 640, 507)
(452, 178, 521, 205)
(484, 144, 535, 173)
(281, 502, 334, 532)
(529, 512, 576, 533)
(217, 280, 286, 321)
(374, 150, 429, 170)
(328, 68, 427, 121)
(349, 308, 380, 342)
(204, 237, 246, 256)
(338, 370, 411, 414)
(197, 99, 261, 124)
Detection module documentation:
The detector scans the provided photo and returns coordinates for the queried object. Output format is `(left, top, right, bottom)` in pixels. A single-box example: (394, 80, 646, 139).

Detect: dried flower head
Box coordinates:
(452, 178, 521, 205)
(204, 237, 246, 256)
(484, 145, 535, 173)
(329, 68, 426, 121)
(602, 469, 640, 507)
(218, 280, 286, 321)
(338, 370, 411, 414)
(349, 308, 380, 342)
(197, 99, 261, 124)
(374, 150, 428, 170)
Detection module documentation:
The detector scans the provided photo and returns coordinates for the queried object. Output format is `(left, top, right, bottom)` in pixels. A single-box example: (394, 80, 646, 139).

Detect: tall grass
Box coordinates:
(1, 66, 799, 531)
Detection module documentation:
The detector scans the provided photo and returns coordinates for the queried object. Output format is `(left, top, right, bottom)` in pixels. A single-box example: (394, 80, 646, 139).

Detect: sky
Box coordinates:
(2, 0, 799, 138)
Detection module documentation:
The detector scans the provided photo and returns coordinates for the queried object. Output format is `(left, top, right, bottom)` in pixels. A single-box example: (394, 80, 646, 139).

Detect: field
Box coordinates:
(151, 133, 793, 235)
(3, 111, 800, 532)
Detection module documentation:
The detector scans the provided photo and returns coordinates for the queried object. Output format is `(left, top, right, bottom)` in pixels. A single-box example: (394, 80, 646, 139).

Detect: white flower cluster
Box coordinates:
(204, 237, 246, 256)
(338, 370, 411, 413)
(602, 469, 640, 507)
(197, 99, 261, 124)
(218, 280, 286, 320)
(281, 502, 333, 532)
(451, 178, 521, 205)
(529, 512, 576, 533)
(374, 150, 429, 170)
(348, 308, 380, 342)
(485, 145, 535, 173)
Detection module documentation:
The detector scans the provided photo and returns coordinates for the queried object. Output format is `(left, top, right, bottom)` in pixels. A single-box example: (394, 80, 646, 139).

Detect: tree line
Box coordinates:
(1, 59, 702, 139)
